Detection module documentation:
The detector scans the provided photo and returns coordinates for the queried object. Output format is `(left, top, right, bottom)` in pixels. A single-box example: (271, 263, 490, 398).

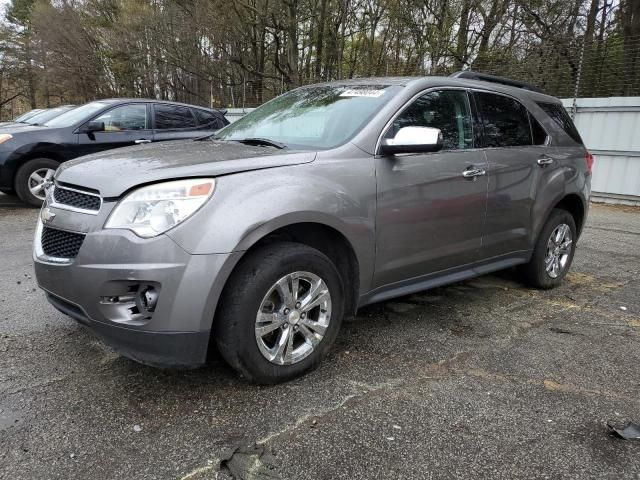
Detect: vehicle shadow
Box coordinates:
(93, 267, 527, 392)
(0, 192, 31, 208)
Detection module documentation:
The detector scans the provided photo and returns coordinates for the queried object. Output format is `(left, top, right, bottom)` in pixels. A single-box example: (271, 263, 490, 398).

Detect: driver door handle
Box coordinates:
(135, 139, 152, 144)
(462, 167, 486, 179)
(537, 155, 554, 166)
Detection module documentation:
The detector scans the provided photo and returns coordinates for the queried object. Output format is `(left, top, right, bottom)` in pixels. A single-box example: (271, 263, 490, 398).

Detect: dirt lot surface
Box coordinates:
(1, 195, 639, 479)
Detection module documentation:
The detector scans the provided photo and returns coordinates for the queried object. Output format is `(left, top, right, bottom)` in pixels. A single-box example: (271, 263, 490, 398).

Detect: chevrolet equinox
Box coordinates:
(34, 72, 592, 384)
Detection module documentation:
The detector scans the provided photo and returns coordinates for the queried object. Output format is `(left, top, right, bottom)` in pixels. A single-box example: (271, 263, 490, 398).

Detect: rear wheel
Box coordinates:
(518, 208, 577, 289)
(215, 242, 345, 384)
(15, 158, 58, 207)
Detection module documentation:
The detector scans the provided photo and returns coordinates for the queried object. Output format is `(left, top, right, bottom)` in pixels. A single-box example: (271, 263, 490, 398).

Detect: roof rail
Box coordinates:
(449, 71, 544, 94)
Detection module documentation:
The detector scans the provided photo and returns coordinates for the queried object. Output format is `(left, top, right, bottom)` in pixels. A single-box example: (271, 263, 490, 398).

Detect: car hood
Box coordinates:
(0, 123, 50, 133)
(55, 139, 317, 197)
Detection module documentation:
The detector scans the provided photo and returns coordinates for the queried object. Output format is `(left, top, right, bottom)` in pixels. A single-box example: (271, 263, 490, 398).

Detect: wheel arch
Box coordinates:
(233, 220, 361, 318)
(205, 220, 361, 362)
(534, 192, 587, 245)
(12, 148, 64, 182)
(553, 193, 586, 236)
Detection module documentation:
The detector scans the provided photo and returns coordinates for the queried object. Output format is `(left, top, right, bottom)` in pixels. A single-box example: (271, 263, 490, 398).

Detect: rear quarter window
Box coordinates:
(536, 102, 583, 144)
(193, 109, 226, 129)
(529, 113, 548, 145)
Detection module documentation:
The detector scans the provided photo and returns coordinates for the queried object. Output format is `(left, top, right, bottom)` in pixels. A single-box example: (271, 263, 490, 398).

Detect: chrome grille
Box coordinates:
(41, 226, 85, 259)
(53, 186, 101, 212)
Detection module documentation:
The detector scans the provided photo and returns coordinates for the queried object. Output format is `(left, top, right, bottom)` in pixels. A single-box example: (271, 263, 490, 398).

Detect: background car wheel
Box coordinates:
(518, 208, 577, 289)
(15, 158, 59, 207)
(215, 242, 345, 384)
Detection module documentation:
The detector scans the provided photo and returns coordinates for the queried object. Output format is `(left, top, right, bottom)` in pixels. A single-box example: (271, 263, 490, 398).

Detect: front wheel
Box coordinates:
(215, 242, 345, 384)
(518, 208, 577, 289)
(15, 158, 59, 207)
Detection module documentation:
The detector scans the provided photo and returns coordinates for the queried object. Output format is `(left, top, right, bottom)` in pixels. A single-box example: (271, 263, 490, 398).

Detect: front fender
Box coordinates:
(166, 156, 377, 293)
(0, 141, 67, 188)
(232, 210, 362, 252)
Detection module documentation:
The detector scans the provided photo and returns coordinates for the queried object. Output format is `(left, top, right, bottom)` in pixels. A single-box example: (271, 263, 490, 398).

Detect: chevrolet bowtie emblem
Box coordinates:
(41, 207, 56, 223)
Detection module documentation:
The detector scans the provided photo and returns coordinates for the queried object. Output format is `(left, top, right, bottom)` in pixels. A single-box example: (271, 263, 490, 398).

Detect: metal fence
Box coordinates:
(221, 34, 640, 109)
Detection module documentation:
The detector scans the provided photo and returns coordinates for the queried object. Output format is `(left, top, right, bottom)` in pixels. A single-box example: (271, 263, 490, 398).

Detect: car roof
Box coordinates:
(97, 98, 222, 111)
(302, 76, 561, 104)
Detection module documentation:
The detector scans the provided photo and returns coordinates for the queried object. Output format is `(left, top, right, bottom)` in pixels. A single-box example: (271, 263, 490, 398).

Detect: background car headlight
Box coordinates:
(105, 178, 216, 238)
(0, 134, 13, 145)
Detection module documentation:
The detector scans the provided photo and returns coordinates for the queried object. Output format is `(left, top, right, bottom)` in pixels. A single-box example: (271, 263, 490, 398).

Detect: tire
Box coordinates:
(215, 242, 345, 384)
(15, 158, 59, 207)
(518, 208, 577, 289)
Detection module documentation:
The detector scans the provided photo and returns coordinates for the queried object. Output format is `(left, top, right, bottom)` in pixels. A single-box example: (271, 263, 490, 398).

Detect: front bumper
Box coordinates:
(46, 292, 211, 368)
(34, 208, 241, 368)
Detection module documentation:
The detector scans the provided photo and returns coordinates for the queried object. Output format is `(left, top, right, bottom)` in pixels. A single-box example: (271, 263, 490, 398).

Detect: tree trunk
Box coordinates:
(455, 0, 471, 69)
(584, 0, 599, 46)
(284, 0, 300, 85)
(314, 0, 328, 78)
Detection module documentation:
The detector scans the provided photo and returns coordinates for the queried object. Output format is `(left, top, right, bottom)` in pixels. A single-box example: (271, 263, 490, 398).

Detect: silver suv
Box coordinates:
(34, 73, 592, 383)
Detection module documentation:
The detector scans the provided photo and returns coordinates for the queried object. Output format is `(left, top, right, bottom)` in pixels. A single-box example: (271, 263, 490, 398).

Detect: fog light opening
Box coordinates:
(138, 285, 159, 313)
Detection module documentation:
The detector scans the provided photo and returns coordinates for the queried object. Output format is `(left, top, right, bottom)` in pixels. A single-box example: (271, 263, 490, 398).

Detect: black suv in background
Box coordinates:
(0, 99, 228, 206)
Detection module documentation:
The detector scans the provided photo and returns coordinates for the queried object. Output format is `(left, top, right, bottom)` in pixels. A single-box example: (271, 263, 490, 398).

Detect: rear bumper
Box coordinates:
(46, 292, 210, 368)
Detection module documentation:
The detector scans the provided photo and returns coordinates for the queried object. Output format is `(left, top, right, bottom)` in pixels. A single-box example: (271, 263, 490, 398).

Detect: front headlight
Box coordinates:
(0, 134, 13, 145)
(105, 178, 216, 238)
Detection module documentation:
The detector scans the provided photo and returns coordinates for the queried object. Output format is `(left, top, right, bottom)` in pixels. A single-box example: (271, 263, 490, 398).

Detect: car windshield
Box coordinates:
(14, 110, 43, 122)
(214, 84, 401, 149)
(44, 102, 108, 128)
(26, 107, 74, 125)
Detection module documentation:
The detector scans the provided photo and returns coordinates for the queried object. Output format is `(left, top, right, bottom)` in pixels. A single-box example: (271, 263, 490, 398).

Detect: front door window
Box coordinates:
(93, 104, 148, 132)
(386, 90, 474, 150)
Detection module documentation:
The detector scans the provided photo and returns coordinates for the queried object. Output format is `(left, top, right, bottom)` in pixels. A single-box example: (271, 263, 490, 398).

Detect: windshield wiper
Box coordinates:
(232, 137, 286, 149)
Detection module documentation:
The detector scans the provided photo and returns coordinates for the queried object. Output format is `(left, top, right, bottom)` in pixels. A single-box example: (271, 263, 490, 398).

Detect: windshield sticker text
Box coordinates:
(339, 89, 385, 98)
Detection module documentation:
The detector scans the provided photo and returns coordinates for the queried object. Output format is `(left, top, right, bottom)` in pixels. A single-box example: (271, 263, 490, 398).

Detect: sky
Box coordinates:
(0, 0, 8, 20)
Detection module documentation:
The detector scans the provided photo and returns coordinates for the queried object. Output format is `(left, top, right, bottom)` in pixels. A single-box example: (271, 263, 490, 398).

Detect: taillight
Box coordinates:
(585, 152, 594, 176)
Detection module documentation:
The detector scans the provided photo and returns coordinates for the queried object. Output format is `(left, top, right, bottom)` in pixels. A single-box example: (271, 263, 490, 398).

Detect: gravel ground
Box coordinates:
(1, 193, 639, 480)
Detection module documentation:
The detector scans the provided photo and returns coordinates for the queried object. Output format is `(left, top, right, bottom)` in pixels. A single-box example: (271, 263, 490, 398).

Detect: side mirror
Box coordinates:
(381, 126, 443, 155)
(79, 121, 105, 134)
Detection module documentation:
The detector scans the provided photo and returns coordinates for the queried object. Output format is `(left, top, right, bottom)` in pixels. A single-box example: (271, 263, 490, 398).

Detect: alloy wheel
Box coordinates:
(28, 168, 55, 201)
(255, 271, 332, 365)
(544, 223, 573, 279)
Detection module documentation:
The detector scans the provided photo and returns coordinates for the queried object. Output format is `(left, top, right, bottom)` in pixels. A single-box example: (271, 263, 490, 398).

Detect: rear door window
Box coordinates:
(536, 102, 583, 144)
(154, 104, 197, 130)
(475, 92, 533, 147)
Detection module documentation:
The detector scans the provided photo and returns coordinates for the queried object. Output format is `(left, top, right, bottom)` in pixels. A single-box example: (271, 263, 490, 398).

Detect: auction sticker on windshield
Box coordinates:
(339, 89, 386, 97)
